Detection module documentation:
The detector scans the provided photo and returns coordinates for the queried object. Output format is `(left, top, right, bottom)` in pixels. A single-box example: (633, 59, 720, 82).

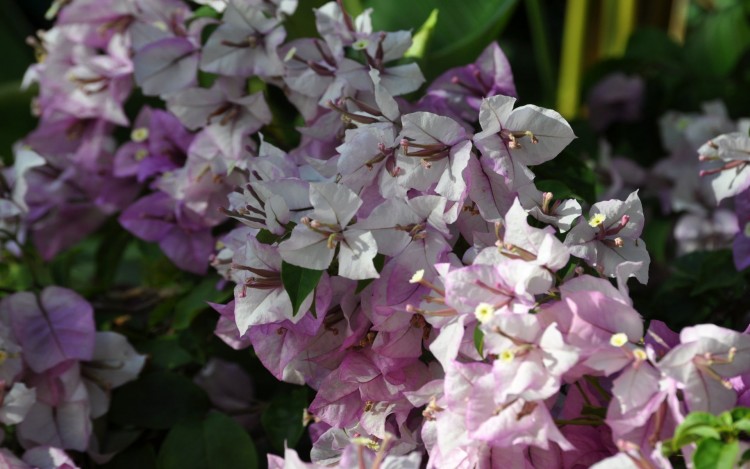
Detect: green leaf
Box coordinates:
(0, 82, 37, 165)
(191, 5, 221, 21)
(731, 407, 750, 422)
(661, 438, 675, 457)
(741, 448, 750, 466)
(137, 336, 194, 370)
(109, 372, 209, 429)
(734, 419, 750, 434)
(365, 0, 518, 79)
(625, 28, 683, 65)
(473, 325, 484, 358)
(404, 9, 439, 60)
(641, 214, 672, 264)
(535, 180, 578, 201)
(94, 224, 132, 292)
(673, 412, 721, 449)
(284, 0, 330, 40)
(693, 250, 745, 295)
(197, 70, 218, 88)
(261, 388, 308, 452)
(685, 5, 750, 77)
(173, 278, 232, 330)
(281, 261, 323, 317)
(256, 229, 277, 245)
(694, 439, 739, 469)
(678, 412, 720, 430)
(102, 444, 157, 469)
(719, 410, 734, 427)
(157, 412, 258, 469)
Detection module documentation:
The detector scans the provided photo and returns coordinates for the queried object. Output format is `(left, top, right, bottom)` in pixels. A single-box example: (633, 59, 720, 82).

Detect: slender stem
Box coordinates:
(525, 0, 556, 107)
(556, 0, 588, 119)
(584, 375, 612, 401)
(668, 0, 689, 44)
(574, 381, 593, 407)
(601, 0, 636, 58)
(0, 228, 46, 289)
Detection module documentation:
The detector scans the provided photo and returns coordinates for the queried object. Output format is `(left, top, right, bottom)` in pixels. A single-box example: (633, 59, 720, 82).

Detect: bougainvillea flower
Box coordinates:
(200, 0, 288, 77)
(474, 94, 575, 174)
(423, 42, 516, 124)
(279, 183, 379, 280)
(396, 112, 472, 201)
(2, 287, 95, 373)
(564, 191, 650, 283)
(699, 131, 750, 202)
(734, 189, 750, 270)
(658, 324, 750, 413)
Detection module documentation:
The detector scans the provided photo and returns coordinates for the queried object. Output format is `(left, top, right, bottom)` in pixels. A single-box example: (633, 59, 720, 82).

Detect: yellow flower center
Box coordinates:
(744, 222, 750, 238)
(409, 269, 425, 284)
(352, 39, 369, 50)
(131, 127, 149, 142)
(474, 303, 495, 324)
(499, 349, 515, 363)
(610, 332, 629, 347)
(588, 213, 606, 228)
(352, 437, 380, 451)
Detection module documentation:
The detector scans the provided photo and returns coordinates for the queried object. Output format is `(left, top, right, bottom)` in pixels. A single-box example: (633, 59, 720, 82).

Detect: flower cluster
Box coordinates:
(696, 124, 750, 270)
(0, 287, 144, 466)
(4, 0, 750, 467)
(589, 83, 743, 257)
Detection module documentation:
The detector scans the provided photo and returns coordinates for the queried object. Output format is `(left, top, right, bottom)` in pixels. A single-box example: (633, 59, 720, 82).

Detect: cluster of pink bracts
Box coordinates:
(1, 0, 750, 467)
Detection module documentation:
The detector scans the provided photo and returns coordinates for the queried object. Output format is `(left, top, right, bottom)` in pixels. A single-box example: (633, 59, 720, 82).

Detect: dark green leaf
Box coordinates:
(94, 225, 132, 292)
(261, 388, 308, 452)
(137, 336, 194, 370)
(101, 444, 157, 469)
(200, 23, 220, 46)
(741, 448, 750, 465)
(535, 180, 577, 201)
(157, 412, 258, 469)
(109, 372, 209, 429)
(256, 229, 277, 245)
(96, 428, 142, 457)
(731, 407, 750, 422)
(0, 82, 37, 165)
(284, 0, 331, 40)
(686, 5, 750, 77)
(281, 261, 323, 317)
(198, 70, 218, 88)
(625, 28, 683, 65)
(693, 250, 745, 295)
(365, 0, 519, 78)
(641, 215, 672, 264)
(694, 439, 739, 469)
(173, 278, 232, 330)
